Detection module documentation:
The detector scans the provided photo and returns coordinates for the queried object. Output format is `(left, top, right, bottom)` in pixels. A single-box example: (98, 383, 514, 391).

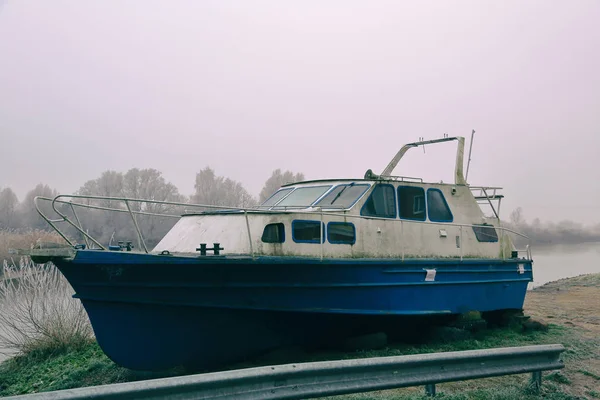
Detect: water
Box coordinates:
(529, 242, 600, 289)
(1, 243, 599, 364)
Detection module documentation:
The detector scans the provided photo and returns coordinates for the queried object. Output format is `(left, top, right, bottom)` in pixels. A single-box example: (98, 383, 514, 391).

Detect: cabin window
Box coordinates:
(472, 224, 499, 242)
(360, 184, 396, 218)
(261, 223, 285, 243)
(272, 186, 331, 210)
(327, 222, 356, 245)
(398, 186, 426, 221)
(314, 183, 370, 209)
(427, 189, 453, 222)
(259, 188, 293, 209)
(292, 220, 325, 243)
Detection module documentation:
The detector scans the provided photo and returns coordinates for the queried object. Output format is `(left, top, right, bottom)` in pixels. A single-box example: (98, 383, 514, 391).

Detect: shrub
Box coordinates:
(0, 229, 67, 268)
(0, 257, 93, 358)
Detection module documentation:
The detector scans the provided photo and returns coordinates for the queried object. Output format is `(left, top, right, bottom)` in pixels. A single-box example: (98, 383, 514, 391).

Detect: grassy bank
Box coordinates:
(2, 274, 600, 398)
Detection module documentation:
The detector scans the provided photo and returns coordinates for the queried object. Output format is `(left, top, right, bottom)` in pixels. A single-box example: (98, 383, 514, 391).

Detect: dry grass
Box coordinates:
(0, 229, 67, 266)
(0, 258, 93, 358)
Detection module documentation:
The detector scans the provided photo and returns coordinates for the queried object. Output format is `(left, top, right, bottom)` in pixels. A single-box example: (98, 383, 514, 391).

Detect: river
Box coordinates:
(529, 242, 600, 289)
(1, 243, 599, 364)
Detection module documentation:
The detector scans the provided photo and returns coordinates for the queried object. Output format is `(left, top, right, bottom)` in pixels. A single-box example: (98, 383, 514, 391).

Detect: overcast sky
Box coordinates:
(1, 1, 599, 224)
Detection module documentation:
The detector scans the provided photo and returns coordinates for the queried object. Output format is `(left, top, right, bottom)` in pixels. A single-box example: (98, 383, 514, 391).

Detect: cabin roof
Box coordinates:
(281, 178, 459, 187)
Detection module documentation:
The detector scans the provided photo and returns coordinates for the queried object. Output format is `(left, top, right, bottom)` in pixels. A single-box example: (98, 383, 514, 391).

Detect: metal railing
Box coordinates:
(470, 186, 504, 220)
(34, 194, 532, 261)
(3, 344, 565, 399)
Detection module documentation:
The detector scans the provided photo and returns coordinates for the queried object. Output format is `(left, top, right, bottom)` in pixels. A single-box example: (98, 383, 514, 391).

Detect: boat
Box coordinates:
(26, 134, 533, 372)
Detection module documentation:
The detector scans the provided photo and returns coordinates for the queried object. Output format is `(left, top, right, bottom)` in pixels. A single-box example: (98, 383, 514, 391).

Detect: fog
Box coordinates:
(1, 1, 599, 223)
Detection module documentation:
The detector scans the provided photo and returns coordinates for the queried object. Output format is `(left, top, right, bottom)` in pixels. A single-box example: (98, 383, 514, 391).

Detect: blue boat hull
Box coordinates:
(53, 251, 533, 371)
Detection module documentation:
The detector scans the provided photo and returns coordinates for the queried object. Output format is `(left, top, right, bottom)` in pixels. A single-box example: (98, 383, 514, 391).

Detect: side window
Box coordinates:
(472, 224, 499, 242)
(261, 223, 285, 243)
(327, 222, 356, 245)
(427, 189, 453, 222)
(398, 186, 426, 221)
(360, 185, 396, 218)
(292, 220, 325, 243)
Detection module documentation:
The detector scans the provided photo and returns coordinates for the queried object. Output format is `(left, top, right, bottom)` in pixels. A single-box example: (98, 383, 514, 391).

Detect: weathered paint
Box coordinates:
(153, 181, 505, 259)
(52, 252, 532, 371)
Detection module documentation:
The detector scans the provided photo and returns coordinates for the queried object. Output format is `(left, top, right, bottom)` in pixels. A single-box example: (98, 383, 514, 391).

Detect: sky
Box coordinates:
(0, 1, 599, 224)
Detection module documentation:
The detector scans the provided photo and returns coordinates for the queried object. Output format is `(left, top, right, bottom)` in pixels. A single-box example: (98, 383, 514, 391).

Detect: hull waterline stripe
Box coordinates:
(74, 277, 532, 289)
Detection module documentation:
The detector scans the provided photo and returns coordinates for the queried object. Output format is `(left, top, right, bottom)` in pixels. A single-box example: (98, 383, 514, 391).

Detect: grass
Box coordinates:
(0, 341, 134, 396)
(0, 323, 577, 398)
(0, 322, 579, 398)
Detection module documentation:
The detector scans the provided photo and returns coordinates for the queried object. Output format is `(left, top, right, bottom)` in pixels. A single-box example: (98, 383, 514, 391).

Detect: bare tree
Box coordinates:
(75, 169, 184, 247)
(19, 184, 59, 230)
(122, 168, 184, 212)
(0, 187, 19, 229)
(78, 170, 124, 208)
(509, 207, 523, 227)
(122, 168, 185, 244)
(192, 167, 256, 208)
(258, 169, 305, 203)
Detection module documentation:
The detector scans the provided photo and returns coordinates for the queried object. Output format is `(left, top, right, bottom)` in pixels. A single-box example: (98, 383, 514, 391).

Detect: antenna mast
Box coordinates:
(465, 129, 475, 182)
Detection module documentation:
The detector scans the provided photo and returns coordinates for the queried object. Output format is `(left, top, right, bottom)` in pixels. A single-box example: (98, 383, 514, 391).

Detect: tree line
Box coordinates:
(507, 207, 600, 246)
(0, 167, 304, 248)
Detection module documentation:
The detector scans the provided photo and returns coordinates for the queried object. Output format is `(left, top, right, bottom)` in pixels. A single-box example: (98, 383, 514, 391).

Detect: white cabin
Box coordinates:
(154, 136, 517, 260)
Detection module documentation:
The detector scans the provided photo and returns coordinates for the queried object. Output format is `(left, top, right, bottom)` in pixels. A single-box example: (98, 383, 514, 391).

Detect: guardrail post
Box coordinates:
(530, 371, 542, 393)
(425, 383, 436, 396)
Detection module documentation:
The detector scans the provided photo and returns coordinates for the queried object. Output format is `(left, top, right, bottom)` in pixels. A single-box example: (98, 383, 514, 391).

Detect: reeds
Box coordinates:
(0, 257, 93, 357)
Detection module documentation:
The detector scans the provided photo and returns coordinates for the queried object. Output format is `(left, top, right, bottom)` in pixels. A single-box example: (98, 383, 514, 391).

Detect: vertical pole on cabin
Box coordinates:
(320, 208, 324, 261)
(501, 228, 506, 260)
(244, 210, 254, 258)
(459, 225, 463, 260)
(125, 200, 149, 253)
(401, 220, 405, 261)
(497, 196, 502, 218)
(465, 129, 475, 182)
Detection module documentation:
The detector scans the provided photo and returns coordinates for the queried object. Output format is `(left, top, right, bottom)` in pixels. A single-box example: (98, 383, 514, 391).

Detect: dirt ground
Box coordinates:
(524, 274, 600, 398)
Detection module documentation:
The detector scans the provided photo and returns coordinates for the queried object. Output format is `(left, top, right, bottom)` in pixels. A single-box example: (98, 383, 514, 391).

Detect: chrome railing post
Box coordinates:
(50, 196, 106, 250)
(69, 202, 90, 249)
(125, 200, 148, 253)
(244, 210, 254, 258)
(35, 196, 75, 247)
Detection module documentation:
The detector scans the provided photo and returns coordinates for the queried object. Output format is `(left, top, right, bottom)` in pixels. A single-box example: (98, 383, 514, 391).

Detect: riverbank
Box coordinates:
(1, 274, 599, 399)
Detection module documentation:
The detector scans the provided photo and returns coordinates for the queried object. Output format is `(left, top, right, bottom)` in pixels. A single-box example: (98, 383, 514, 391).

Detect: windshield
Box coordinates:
(271, 186, 331, 209)
(314, 183, 370, 208)
(258, 188, 293, 208)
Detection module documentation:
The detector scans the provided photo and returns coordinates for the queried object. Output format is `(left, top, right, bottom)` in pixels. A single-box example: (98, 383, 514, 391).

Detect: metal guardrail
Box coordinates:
(4, 344, 564, 400)
(34, 193, 532, 261)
